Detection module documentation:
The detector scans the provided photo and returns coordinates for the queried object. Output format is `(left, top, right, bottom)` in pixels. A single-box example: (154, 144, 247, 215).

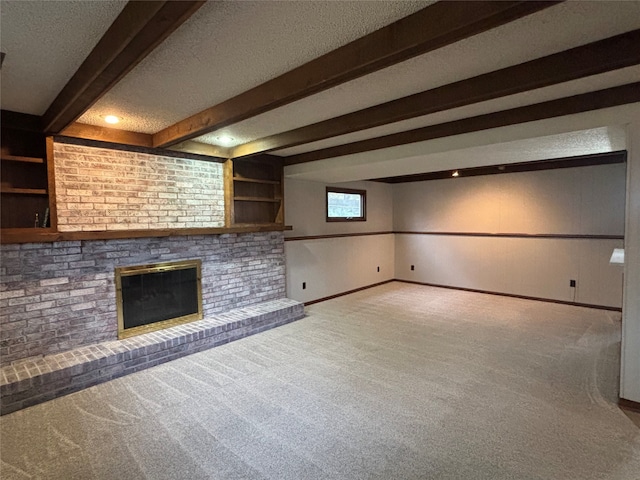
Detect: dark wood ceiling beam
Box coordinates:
(152, 0, 561, 148)
(371, 151, 626, 184)
(236, 29, 640, 159)
(55, 135, 226, 164)
(61, 122, 153, 147)
(42, 1, 205, 134)
(61, 122, 227, 159)
(284, 82, 640, 165)
(167, 140, 230, 159)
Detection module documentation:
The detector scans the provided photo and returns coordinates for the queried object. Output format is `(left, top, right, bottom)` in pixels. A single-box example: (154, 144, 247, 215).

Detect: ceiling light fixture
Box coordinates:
(452, 170, 459, 177)
(216, 135, 234, 146)
(104, 115, 120, 124)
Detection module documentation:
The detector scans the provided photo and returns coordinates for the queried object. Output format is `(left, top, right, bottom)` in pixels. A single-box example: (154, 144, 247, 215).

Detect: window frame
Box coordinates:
(325, 186, 367, 222)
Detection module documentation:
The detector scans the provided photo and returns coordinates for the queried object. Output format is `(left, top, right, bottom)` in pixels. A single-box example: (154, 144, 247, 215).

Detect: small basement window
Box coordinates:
(326, 187, 366, 222)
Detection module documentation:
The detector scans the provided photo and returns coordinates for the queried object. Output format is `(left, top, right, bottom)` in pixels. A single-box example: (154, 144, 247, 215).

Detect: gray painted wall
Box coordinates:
(284, 178, 394, 303)
(285, 163, 625, 308)
(622, 119, 640, 402)
(393, 163, 626, 307)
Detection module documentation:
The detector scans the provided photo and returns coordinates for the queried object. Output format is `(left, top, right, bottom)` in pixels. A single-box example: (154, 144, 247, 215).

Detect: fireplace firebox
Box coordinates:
(115, 259, 203, 339)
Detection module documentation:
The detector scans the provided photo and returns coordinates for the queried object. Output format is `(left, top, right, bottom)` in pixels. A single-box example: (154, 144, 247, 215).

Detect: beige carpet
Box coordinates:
(1, 282, 639, 479)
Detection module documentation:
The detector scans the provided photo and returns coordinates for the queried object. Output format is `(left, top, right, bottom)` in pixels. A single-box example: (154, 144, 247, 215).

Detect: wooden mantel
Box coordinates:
(0, 224, 292, 245)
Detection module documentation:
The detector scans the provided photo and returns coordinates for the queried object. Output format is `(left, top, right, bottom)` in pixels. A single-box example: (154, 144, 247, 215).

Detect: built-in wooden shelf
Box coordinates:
(0, 225, 293, 244)
(1, 154, 45, 164)
(1, 187, 48, 195)
(232, 222, 287, 228)
(230, 157, 284, 225)
(233, 176, 280, 185)
(1, 121, 50, 229)
(234, 196, 281, 203)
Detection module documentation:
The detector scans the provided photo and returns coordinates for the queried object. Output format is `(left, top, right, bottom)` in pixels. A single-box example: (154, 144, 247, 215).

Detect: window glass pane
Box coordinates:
(327, 191, 362, 218)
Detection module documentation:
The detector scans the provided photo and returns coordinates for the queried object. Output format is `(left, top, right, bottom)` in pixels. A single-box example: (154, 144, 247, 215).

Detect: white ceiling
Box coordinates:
(284, 104, 638, 183)
(275, 66, 640, 156)
(1, 0, 639, 184)
(285, 124, 629, 184)
(0, 0, 126, 114)
(203, 1, 640, 151)
(76, 0, 431, 133)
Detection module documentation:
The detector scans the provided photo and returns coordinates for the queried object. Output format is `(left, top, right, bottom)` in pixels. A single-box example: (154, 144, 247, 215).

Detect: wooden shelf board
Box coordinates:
(234, 196, 280, 203)
(233, 176, 280, 185)
(232, 222, 288, 226)
(1, 154, 45, 164)
(0, 224, 292, 244)
(1, 187, 48, 195)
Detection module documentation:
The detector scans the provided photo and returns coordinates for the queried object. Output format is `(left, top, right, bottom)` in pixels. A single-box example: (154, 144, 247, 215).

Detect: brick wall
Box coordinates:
(0, 232, 286, 366)
(53, 142, 225, 231)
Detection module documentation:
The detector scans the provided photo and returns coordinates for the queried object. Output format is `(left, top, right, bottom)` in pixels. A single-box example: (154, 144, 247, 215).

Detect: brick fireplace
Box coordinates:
(0, 140, 304, 414)
(1, 232, 289, 366)
(53, 141, 225, 231)
(0, 231, 305, 414)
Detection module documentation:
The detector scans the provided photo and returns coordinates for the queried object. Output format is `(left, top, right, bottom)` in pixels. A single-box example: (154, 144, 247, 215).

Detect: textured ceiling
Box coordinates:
(2, 0, 639, 184)
(77, 0, 431, 133)
(286, 125, 629, 184)
(0, 0, 126, 114)
(274, 65, 640, 156)
(283, 104, 638, 184)
(196, 0, 640, 150)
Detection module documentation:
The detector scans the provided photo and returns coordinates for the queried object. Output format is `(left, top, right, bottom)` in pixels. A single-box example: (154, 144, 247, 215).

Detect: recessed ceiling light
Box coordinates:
(216, 135, 234, 146)
(452, 170, 460, 177)
(104, 115, 119, 124)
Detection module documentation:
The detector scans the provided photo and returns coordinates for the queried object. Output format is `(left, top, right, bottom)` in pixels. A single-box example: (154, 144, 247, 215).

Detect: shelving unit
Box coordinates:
(232, 177, 279, 185)
(233, 196, 281, 202)
(1, 187, 48, 195)
(1, 115, 51, 229)
(229, 156, 284, 225)
(1, 154, 45, 164)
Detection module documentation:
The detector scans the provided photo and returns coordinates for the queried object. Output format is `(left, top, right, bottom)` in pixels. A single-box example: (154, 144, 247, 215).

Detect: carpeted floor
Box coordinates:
(1, 282, 639, 479)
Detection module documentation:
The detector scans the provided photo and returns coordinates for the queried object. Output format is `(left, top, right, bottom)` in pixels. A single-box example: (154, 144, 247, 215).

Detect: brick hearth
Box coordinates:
(0, 230, 302, 414)
(0, 298, 304, 415)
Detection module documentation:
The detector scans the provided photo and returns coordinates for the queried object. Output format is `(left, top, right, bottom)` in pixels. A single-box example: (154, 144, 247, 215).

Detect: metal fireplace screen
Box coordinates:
(115, 259, 203, 339)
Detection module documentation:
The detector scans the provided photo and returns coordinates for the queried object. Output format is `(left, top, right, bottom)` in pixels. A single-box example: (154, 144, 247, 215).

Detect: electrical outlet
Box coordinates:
(377, 266, 380, 272)
(570, 279, 576, 287)
(302, 282, 306, 290)
(411, 265, 415, 271)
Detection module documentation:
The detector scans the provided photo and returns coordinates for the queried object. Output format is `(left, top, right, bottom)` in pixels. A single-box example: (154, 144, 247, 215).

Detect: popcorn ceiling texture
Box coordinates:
(53, 142, 224, 232)
(0, 232, 286, 367)
(78, 0, 429, 133)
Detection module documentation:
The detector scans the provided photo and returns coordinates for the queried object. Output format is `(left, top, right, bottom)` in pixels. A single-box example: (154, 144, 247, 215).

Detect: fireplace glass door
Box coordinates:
(115, 260, 202, 339)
